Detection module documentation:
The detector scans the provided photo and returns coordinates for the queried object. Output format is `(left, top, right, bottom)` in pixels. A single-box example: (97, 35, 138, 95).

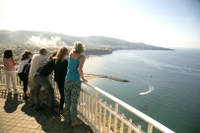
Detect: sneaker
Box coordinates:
(71, 121, 83, 127)
(14, 90, 19, 94)
(8, 89, 12, 94)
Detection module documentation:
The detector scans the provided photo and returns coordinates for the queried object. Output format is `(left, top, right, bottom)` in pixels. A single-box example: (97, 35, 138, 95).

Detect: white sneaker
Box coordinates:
(8, 89, 12, 94)
(14, 90, 19, 94)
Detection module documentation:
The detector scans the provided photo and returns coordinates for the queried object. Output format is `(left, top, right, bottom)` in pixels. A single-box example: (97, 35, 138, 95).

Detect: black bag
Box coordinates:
(22, 59, 31, 78)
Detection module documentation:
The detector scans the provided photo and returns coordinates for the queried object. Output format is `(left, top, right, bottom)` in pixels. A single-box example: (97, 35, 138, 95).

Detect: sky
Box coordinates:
(0, 0, 200, 48)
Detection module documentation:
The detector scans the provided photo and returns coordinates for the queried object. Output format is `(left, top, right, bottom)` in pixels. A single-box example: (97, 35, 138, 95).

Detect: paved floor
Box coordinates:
(0, 90, 94, 133)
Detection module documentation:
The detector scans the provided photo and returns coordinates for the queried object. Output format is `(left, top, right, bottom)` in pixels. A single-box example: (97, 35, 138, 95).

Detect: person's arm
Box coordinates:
(11, 57, 16, 66)
(78, 55, 88, 82)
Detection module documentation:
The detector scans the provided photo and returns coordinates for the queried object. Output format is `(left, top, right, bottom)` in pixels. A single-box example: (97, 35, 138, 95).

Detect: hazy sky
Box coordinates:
(0, 0, 200, 48)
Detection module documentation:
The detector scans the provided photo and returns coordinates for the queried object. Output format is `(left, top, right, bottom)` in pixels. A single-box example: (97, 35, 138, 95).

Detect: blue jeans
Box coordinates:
(33, 74, 55, 107)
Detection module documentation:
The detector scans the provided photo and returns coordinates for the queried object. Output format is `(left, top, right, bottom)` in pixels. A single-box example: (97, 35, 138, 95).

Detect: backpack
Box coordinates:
(22, 59, 31, 78)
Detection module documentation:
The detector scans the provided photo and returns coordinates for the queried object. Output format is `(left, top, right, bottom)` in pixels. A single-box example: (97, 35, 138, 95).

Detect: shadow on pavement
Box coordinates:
(21, 100, 94, 133)
(3, 94, 23, 113)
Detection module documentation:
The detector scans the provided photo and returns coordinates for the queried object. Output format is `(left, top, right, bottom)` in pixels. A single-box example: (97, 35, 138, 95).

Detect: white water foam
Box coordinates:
(139, 85, 155, 96)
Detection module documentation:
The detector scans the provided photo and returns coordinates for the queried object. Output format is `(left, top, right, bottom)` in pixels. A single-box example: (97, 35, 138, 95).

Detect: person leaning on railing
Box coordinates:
(33, 50, 59, 111)
(53, 46, 68, 113)
(29, 47, 48, 107)
(2, 48, 18, 94)
(17, 50, 32, 99)
(64, 41, 88, 127)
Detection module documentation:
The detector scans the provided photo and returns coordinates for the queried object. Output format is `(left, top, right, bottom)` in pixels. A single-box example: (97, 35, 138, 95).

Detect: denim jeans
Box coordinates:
(33, 74, 55, 107)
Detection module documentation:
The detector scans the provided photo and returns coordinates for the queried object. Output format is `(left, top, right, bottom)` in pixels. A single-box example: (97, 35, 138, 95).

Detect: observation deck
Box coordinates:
(0, 68, 175, 133)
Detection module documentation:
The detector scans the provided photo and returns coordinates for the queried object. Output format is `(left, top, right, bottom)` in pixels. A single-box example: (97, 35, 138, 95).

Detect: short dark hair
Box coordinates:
(39, 47, 47, 55)
(3, 48, 13, 58)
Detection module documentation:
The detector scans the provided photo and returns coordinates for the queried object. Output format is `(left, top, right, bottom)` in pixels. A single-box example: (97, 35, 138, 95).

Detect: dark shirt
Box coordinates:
(53, 59, 68, 82)
(36, 59, 54, 77)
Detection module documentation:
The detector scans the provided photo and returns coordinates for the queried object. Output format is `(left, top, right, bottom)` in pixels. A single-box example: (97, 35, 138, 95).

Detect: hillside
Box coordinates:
(0, 30, 174, 51)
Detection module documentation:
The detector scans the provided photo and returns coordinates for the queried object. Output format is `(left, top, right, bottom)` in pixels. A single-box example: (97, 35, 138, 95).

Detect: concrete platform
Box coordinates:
(0, 90, 94, 133)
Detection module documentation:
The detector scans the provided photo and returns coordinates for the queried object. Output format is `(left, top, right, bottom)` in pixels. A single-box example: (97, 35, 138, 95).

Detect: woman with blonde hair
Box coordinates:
(64, 41, 88, 127)
(53, 46, 68, 113)
(3, 48, 18, 94)
(17, 50, 32, 99)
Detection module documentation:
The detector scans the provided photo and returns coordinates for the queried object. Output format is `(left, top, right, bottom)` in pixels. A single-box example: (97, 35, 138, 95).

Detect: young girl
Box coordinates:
(3, 48, 18, 94)
(17, 50, 32, 99)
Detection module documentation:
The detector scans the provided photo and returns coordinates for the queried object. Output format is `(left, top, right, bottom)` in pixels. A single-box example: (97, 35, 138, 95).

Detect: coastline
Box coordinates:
(84, 74, 129, 82)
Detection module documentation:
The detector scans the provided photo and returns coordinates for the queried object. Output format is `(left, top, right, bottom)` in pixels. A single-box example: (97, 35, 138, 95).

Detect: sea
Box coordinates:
(83, 48, 200, 133)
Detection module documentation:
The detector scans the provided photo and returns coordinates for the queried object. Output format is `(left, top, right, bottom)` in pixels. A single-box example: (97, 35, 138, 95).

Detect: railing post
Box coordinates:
(103, 101, 107, 133)
(120, 113, 125, 133)
(81, 90, 84, 117)
(88, 95, 90, 121)
(108, 105, 112, 133)
(128, 118, 133, 133)
(95, 90, 98, 128)
(84, 93, 87, 118)
(114, 103, 118, 133)
(91, 97, 94, 124)
(99, 99, 102, 132)
(147, 123, 153, 133)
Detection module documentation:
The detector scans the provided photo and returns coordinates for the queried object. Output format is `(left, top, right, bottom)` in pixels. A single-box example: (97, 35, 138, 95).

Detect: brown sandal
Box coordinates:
(71, 121, 83, 127)
(65, 120, 71, 124)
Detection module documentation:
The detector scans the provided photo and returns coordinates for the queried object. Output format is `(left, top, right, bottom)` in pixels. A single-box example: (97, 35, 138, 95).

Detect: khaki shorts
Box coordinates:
(29, 74, 45, 91)
(29, 76, 35, 90)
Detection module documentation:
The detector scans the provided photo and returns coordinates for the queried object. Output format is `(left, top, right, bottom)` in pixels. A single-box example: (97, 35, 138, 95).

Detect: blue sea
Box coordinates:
(84, 48, 200, 133)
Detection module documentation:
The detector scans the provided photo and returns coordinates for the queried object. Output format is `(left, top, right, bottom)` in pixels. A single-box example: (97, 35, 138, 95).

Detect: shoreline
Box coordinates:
(84, 74, 129, 82)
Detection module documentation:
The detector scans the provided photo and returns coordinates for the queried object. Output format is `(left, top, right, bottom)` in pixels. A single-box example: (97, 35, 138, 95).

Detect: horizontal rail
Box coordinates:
(81, 82, 175, 133)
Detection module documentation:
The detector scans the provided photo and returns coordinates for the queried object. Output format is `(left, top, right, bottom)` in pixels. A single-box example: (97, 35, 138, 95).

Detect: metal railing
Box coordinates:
(0, 69, 175, 133)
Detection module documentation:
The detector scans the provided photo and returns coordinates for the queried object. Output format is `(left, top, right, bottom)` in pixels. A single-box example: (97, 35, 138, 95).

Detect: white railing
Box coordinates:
(0, 69, 175, 133)
(78, 82, 175, 133)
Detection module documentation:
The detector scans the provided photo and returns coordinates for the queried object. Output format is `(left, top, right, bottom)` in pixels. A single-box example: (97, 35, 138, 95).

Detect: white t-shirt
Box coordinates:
(29, 54, 48, 77)
(17, 59, 30, 73)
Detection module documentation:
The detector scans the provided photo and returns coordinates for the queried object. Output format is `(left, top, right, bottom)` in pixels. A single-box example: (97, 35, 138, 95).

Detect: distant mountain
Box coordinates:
(0, 30, 174, 50)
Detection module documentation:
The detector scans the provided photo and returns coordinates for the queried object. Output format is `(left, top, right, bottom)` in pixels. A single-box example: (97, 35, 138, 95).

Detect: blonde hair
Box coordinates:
(53, 46, 68, 64)
(71, 41, 85, 54)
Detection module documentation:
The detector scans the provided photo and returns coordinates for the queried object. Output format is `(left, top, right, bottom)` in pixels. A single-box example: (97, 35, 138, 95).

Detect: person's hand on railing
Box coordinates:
(82, 78, 88, 82)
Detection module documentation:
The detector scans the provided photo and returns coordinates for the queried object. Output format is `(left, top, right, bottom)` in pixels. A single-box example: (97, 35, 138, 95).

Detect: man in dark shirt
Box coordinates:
(33, 58, 58, 111)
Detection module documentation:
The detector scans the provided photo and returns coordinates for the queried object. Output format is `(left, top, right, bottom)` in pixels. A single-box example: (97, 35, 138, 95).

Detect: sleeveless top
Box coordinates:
(3, 58, 15, 71)
(65, 55, 82, 81)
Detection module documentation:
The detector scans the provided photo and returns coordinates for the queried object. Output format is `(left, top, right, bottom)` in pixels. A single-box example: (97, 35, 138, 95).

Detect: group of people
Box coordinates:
(2, 41, 88, 127)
